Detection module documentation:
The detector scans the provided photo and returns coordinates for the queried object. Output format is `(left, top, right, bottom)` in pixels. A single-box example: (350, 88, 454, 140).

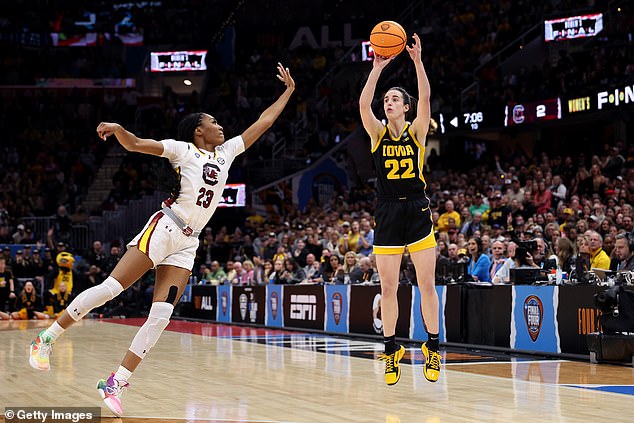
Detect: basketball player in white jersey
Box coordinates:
(29, 63, 295, 416)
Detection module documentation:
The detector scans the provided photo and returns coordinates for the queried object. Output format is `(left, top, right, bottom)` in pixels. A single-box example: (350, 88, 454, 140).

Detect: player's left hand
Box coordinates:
(96, 122, 122, 140)
(405, 33, 422, 63)
(276, 63, 295, 90)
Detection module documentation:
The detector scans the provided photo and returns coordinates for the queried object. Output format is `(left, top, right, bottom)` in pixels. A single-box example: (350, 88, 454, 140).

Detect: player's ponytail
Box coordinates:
(157, 113, 203, 204)
(177, 112, 203, 142)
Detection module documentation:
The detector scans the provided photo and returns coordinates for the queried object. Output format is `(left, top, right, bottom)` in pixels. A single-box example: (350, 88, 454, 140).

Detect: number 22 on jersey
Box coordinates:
(385, 158, 415, 179)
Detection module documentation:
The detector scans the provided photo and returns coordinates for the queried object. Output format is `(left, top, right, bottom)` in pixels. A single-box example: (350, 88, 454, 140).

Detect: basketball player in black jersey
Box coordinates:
(359, 33, 441, 385)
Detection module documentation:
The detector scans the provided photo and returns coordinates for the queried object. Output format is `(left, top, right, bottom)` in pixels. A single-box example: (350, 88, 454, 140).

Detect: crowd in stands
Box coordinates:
(470, 1, 633, 113)
(2, 1, 634, 320)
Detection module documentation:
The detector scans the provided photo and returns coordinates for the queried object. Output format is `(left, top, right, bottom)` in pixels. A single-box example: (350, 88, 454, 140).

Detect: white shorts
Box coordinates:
(128, 210, 199, 270)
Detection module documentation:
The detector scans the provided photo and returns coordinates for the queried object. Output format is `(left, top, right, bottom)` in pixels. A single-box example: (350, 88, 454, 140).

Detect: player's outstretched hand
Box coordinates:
(276, 63, 295, 91)
(405, 33, 422, 63)
(96, 122, 122, 141)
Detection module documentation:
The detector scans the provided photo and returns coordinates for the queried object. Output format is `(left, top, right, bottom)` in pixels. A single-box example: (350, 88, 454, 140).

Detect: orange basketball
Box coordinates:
(369, 21, 407, 58)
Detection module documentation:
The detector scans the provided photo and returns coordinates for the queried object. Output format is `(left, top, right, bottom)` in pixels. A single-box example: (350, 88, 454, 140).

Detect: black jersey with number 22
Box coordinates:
(371, 123, 428, 201)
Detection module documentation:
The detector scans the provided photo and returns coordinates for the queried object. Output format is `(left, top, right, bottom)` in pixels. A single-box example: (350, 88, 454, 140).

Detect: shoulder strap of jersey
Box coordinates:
(371, 125, 388, 153)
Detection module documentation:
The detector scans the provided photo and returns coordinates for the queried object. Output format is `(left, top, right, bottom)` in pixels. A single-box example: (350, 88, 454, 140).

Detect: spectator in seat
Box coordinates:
(280, 257, 306, 284)
(268, 259, 286, 285)
(554, 237, 576, 275)
(359, 219, 375, 256)
(11, 280, 48, 320)
(323, 255, 344, 284)
(291, 239, 308, 267)
(586, 230, 611, 270)
(262, 260, 274, 283)
(467, 237, 491, 282)
(614, 233, 634, 272)
(0, 257, 16, 314)
(86, 240, 107, 269)
(306, 261, 324, 284)
(46, 281, 72, 318)
(355, 256, 374, 283)
(489, 240, 506, 282)
(12, 223, 28, 244)
(438, 200, 461, 233)
(492, 242, 520, 284)
(342, 252, 360, 284)
(207, 260, 227, 285)
(241, 260, 255, 285)
(461, 212, 483, 238)
(13, 250, 30, 278)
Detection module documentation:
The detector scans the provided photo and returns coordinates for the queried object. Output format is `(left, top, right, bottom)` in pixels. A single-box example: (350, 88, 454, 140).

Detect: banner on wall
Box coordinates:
(511, 286, 560, 353)
(190, 285, 217, 320)
(266, 284, 284, 327)
(216, 284, 231, 323)
(231, 286, 266, 324)
(325, 285, 350, 333)
(556, 285, 604, 355)
(410, 286, 446, 342)
(292, 157, 348, 210)
(464, 285, 512, 347)
(349, 285, 412, 338)
(283, 285, 325, 330)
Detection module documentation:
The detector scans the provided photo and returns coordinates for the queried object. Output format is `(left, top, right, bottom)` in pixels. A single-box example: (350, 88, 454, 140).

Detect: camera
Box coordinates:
(515, 240, 537, 265)
(595, 285, 620, 315)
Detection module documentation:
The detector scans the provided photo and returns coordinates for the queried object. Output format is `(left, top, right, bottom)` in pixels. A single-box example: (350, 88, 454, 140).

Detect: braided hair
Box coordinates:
(157, 113, 204, 203)
(177, 112, 204, 142)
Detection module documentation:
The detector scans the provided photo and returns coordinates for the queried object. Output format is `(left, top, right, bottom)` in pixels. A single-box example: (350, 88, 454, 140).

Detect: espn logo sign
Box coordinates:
(290, 294, 317, 321)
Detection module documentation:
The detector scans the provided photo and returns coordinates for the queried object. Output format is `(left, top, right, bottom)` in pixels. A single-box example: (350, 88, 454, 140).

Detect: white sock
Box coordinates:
(44, 321, 65, 341)
(114, 365, 133, 384)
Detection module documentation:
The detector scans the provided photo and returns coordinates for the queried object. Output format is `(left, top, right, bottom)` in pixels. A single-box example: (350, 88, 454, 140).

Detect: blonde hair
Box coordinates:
(343, 253, 358, 273)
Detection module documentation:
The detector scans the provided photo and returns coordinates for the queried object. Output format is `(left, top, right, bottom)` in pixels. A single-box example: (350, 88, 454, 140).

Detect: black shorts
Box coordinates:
(373, 197, 436, 255)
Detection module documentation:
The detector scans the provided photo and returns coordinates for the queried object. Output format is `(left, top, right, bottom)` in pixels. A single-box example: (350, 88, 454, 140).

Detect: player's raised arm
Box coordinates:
(359, 55, 391, 146)
(96, 122, 164, 157)
(241, 63, 295, 150)
(406, 33, 431, 140)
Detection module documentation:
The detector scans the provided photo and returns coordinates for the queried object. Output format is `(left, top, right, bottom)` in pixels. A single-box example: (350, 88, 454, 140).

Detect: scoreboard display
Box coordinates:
(150, 50, 207, 72)
(218, 184, 246, 208)
(544, 13, 603, 42)
(504, 98, 561, 127)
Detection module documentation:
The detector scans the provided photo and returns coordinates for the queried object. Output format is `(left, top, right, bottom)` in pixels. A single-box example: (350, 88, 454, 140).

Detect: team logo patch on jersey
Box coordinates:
(203, 163, 221, 186)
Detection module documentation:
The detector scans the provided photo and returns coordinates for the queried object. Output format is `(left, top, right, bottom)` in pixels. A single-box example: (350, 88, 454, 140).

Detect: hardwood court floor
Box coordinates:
(1, 319, 633, 423)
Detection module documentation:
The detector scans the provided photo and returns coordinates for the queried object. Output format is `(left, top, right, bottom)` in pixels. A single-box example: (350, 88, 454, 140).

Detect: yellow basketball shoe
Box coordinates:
(379, 345, 405, 385)
(421, 342, 441, 382)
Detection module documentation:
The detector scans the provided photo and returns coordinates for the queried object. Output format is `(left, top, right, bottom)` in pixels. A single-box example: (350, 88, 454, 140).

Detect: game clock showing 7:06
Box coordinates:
(442, 111, 486, 132)
(463, 112, 484, 130)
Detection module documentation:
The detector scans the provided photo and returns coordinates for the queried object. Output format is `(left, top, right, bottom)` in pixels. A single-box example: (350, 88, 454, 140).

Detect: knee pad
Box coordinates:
(68, 277, 124, 321)
(129, 302, 173, 359)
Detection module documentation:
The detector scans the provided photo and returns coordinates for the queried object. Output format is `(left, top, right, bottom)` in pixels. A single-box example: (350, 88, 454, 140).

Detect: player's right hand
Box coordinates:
(373, 54, 393, 70)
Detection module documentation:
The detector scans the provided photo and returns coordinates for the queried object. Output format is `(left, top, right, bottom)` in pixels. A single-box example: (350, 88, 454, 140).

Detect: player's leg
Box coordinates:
(97, 264, 190, 416)
(376, 253, 406, 385)
(29, 247, 153, 371)
(410, 246, 442, 382)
